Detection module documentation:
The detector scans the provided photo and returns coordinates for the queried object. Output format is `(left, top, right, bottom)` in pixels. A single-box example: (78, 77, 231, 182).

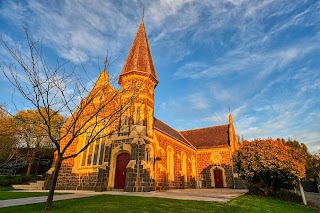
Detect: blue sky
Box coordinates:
(0, 0, 319, 152)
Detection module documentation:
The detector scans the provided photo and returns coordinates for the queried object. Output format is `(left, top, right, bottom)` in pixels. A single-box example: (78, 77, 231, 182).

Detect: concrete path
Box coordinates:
(295, 190, 320, 212)
(105, 188, 248, 202)
(304, 192, 320, 212)
(0, 188, 247, 208)
(0, 193, 97, 208)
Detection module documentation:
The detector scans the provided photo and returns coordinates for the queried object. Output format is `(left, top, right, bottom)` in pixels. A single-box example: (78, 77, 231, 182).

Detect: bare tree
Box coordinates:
(0, 28, 139, 210)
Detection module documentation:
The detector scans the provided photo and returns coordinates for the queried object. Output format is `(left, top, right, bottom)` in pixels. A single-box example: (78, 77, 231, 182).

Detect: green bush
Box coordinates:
(246, 183, 303, 204)
(0, 179, 10, 187)
(0, 175, 30, 187)
(271, 189, 303, 204)
(246, 184, 265, 196)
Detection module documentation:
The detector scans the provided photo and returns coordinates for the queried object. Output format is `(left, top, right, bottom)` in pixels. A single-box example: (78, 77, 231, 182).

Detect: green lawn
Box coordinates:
(0, 188, 67, 200)
(0, 194, 317, 213)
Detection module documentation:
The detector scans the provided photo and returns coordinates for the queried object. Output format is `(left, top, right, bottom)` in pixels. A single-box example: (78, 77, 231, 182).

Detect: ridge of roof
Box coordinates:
(179, 124, 229, 133)
(154, 117, 196, 149)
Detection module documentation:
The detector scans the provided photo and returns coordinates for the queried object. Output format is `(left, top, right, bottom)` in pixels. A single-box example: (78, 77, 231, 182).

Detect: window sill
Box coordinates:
(72, 166, 99, 174)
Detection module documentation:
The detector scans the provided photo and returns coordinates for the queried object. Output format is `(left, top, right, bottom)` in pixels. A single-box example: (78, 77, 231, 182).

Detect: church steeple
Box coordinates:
(118, 19, 158, 137)
(118, 19, 158, 85)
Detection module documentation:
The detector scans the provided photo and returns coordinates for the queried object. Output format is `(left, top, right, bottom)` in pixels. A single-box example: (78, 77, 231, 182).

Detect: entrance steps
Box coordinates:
(12, 180, 45, 190)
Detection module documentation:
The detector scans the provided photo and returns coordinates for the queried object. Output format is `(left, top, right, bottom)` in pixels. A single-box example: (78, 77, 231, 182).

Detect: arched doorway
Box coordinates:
(214, 169, 223, 188)
(114, 153, 130, 189)
(210, 166, 227, 188)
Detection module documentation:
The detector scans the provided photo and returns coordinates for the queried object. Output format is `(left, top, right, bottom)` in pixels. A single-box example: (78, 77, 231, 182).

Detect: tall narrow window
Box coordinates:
(86, 142, 94, 166)
(136, 106, 141, 125)
(147, 108, 153, 135)
(93, 139, 100, 165)
(81, 136, 88, 167)
(99, 137, 106, 165)
(80, 127, 106, 167)
(167, 146, 174, 181)
(181, 152, 187, 178)
(191, 155, 196, 177)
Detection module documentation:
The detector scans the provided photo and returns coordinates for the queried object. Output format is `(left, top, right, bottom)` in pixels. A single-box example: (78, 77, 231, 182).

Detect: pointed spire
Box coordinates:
(119, 19, 158, 84)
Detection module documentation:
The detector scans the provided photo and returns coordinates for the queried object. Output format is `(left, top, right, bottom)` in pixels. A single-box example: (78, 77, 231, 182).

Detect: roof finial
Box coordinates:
(103, 54, 108, 70)
(228, 105, 233, 124)
(142, 7, 145, 20)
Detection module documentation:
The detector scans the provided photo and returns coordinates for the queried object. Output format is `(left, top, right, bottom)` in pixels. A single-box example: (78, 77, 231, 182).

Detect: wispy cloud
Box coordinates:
(188, 93, 209, 110)
(0, 0, 140, 63)
(1, 0, 319, 152)
(173, 43, 318, 80)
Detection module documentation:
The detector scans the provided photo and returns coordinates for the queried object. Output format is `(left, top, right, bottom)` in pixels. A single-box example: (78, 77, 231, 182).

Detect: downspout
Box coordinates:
(229, 148, 236, 189)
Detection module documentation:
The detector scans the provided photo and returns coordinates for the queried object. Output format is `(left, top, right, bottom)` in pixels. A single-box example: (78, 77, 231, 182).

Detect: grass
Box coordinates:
(0, 194, 317, 213)
(0, 188, 67, 200)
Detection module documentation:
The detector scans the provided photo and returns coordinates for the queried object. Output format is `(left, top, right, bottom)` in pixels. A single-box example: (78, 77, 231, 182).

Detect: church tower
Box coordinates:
(118, 19, 158, 138)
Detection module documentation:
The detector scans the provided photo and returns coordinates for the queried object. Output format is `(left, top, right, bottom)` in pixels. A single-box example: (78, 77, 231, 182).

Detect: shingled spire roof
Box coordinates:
(119, 19, 158, 84)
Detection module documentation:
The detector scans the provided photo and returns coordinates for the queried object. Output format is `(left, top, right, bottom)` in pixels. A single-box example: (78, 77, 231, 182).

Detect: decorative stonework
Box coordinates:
(210, 153, 222, 165)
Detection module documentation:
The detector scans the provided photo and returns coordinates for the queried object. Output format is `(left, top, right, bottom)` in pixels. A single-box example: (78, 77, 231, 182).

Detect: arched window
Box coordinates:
(136, 106, 141, 125)
(191, 155, 196, 177)
(181, 151, 187, 177)
(145, 145, 154, 163)
(80, 127, 106, 167)
(167, 146, 174, 181)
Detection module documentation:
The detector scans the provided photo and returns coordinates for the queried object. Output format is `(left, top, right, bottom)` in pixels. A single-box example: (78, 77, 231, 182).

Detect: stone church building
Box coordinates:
(47, 19, 242, 192)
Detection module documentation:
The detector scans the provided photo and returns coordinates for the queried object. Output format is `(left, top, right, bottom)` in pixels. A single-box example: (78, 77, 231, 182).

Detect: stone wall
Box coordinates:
(124, 142, 155, 192)
(154, 131, 197, 189)
(47, 127, 238, 191)
(234, 178, 248, 189)
(197, 149, 235, 188)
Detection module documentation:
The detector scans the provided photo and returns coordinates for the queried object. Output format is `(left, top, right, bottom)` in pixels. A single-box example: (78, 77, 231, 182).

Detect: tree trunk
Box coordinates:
(26, 151, 36, 176)
(264, 180, 274, 196)
(44, 156, 62, 210)
(299, 179, 307, 205)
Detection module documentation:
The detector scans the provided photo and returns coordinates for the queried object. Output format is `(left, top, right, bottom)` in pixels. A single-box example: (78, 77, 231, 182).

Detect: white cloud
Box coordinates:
(147, 0, 193, 26)
(203, 113, 229, 124)
(188, 93, 209, 109)
(245, 0, 275, 18)
(1, 0, 139, 63)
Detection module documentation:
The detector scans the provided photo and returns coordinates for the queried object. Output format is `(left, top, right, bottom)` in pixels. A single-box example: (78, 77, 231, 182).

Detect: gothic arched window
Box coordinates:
(167, 146, 174, 181)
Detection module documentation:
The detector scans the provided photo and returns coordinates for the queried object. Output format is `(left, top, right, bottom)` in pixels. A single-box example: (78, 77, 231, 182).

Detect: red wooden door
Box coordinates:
(214, 169, 224, 188)
(114, 153, 130, 189)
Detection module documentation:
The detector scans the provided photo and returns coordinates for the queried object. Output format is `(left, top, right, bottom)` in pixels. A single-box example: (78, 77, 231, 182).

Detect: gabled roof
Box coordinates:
(119, 19, 158, 83)
(95, 70, 109, 87)
(180, 125, 230, 149)
(154, 118, 195, 149)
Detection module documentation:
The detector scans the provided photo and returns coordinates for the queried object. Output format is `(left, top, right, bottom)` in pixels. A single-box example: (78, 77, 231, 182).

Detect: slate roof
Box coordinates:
(180, 125, 230, 149)
(119, 19, 158, 83)
(154, 118, 195, 148)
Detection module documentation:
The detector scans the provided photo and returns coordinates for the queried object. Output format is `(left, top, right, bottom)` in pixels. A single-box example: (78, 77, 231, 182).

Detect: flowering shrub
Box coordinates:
(233, 138, 306, 196)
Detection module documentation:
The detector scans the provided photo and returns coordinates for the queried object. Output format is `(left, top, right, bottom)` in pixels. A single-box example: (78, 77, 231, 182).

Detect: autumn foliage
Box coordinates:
(14, 108, 64, 175)
(233, 138, 306, 196)
(0, 106, 18, 162)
